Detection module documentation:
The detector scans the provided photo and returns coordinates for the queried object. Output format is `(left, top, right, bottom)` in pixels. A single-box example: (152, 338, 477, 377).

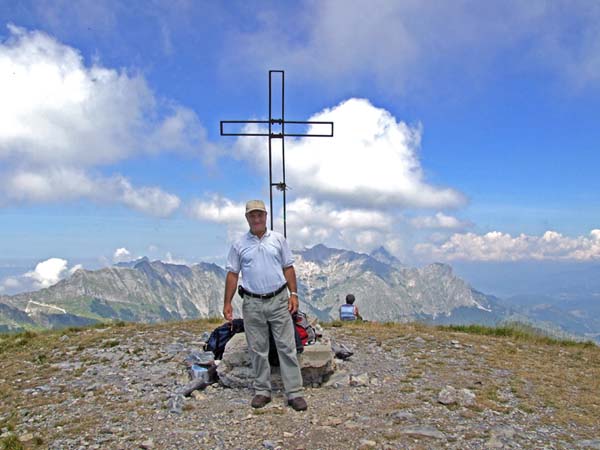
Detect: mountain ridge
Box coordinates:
(0, 244, 597, 342)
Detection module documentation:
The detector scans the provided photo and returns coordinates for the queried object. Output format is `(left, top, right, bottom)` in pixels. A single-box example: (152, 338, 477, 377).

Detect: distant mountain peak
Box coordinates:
(370, 246, 403, 267)
(422, 262, 454, 277)
(372, 245, 390, 255)
(298, 244, 347, 262)
(114, 256, 149, 268)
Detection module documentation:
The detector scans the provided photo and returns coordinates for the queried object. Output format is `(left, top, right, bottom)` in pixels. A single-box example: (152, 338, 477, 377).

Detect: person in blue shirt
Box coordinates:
(339, 294, 362, 321)
(223, 200, 307, 412)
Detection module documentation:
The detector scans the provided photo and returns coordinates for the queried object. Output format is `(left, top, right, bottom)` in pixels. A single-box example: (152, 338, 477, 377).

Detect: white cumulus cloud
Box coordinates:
(188, 195, 248, 240)
(410, 212, 470, 230)
(189, 195, 246, 224)
(4, 258, 84, 293)
(23, 258, 69, 289)
(0, 25, 209, 215)
(234, 98, 465, 210)
(415, 229, 600, 262)
(69, 264, 83, 275)
(287, 197, 392, 230)
(0, 24, 206, 166)
(113, 248, 132, 262)
(163, 252, 188, 265)
(286, 198, 405, 252)
(2, 168, 180, 216)
(189, 194, 405, 253)
(194, 97, 468, 257)
(116, 177, 181, 217)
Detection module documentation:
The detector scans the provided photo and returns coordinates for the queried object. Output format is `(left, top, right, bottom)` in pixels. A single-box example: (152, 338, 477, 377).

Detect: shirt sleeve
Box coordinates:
(279, 235, 295, 268)
(225, 243, 241, 273)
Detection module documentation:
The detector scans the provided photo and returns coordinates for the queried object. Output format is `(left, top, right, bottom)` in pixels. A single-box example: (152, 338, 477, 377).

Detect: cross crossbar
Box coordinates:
(220, 70, 334, 237)
(220, 120, 334, 137)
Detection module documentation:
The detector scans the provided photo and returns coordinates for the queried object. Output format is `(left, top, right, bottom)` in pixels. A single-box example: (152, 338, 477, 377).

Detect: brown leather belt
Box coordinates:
(239, 283, 287, 299)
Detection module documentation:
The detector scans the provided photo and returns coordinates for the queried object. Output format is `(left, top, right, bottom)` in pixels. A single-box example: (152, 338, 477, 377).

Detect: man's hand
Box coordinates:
(288, 293, 298, 314)
(223, 303, 233, 322)
(223, 271, 239, 323)
(283, 266, 298, 314)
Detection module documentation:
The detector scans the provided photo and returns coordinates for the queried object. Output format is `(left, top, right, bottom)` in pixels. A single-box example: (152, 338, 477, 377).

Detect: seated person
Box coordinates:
(339, 294, 362, 321)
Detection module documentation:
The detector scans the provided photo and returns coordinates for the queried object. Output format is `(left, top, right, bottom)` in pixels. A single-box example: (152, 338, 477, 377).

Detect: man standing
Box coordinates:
(223, 200, 307, 411)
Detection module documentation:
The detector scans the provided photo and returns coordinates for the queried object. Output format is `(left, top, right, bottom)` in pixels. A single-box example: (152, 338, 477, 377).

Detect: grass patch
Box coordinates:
(0, 331, 39, 354)
(0, 435, 24, 450)
(322, 319, 373, 329)
(406, 369, 423, 380)
(0, 410, 18, 431)
(483, 387, 500, 403)
(33, 353, 48, 364)
(438, 322, 596, 347)
(64, 326, 87, 334)
(205, 316, 226, 324)
(382, 432, 403, 441)
(72, 366, 86, 377)
(101, 339, 120, 348)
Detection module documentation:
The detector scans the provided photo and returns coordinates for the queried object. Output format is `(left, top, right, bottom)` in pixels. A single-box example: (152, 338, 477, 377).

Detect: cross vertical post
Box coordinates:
(220, 70, 334, 237)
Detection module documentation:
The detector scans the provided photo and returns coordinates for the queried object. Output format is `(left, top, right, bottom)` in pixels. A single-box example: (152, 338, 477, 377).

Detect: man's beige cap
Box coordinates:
(245, 200, 267, 213)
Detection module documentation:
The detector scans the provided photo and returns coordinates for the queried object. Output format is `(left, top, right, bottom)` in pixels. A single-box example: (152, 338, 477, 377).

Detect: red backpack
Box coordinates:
(293, 311, 317, 346)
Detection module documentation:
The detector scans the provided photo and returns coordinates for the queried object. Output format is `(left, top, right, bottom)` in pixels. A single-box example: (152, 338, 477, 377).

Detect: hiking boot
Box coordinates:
(250, 395, 271, 409)
(287, 396, 308, 411)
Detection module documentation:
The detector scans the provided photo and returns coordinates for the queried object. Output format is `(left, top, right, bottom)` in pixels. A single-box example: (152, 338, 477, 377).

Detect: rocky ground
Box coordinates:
(1, 320, 599, 450)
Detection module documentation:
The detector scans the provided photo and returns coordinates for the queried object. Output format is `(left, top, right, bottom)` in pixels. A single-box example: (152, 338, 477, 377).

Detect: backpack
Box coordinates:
(204, 319, 244, 360)
(268, 312, 314, 367)
(293, 311, 317, 346)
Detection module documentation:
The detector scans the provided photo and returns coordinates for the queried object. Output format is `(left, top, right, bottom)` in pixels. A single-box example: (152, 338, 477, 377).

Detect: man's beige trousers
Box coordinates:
(242, 290, 303, 399)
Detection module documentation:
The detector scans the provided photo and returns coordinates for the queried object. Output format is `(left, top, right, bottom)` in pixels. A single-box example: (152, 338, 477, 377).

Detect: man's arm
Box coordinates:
(223, 271, 239, 321)
(283, 265, 298, 314)
(355, 305, 363, 321)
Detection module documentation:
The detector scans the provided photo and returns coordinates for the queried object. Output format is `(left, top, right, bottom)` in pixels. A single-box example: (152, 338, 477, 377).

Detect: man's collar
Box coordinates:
(248, 228, 270, 239)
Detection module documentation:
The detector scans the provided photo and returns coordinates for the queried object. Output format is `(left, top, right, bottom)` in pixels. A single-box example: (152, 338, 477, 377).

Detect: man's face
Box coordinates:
(246, 210, 267, 234)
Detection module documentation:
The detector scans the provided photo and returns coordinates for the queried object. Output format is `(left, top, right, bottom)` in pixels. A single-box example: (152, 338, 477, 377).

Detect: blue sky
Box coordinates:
(1, 1, 600, 294)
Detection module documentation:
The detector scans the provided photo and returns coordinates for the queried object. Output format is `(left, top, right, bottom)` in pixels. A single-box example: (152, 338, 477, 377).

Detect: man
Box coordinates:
(339, 293, 362, 321)
(223, 200, 307, 411)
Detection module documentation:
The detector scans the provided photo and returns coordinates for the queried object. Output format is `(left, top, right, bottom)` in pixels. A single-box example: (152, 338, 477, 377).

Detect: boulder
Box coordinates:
(217, 333, 335, 389)
(438, 385, 476, 406)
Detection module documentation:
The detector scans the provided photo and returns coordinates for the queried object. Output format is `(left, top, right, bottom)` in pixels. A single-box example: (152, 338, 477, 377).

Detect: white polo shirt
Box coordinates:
(226, 229, 295, 295)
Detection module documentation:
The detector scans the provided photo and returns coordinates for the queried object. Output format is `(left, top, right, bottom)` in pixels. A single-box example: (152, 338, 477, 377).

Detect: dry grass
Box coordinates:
(330, 321, 600, 432)
(0, 319, 218, 446)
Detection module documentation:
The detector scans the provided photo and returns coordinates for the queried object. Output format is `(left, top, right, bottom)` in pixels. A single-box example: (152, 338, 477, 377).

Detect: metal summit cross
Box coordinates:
(220, 70, 334, 237)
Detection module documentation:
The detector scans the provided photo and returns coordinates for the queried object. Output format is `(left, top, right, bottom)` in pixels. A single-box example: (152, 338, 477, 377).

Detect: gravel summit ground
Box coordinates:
(1, 320, 599, 450)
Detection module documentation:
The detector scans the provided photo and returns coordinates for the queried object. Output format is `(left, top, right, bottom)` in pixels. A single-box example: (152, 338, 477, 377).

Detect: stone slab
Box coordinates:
(217, 333, 335, 389)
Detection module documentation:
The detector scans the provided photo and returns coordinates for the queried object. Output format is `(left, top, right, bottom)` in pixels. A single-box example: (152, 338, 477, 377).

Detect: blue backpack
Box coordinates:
(204, 319, 244, 360)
